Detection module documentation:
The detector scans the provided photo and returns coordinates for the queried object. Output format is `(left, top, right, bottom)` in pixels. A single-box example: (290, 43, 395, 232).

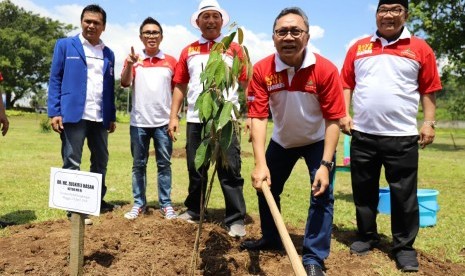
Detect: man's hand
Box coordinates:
(108, 122, 116, 133)
(312, 167, 330, 197)
(339, 115, 353, 135)
(251, 164, 271, 191)
(168, 116, 179, 142)
(419, 123, 435, 149)
(126, 46, 139, 65)
(50, 116, 64, 134)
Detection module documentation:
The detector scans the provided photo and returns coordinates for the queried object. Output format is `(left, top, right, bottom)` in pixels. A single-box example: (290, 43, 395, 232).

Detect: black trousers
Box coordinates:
(350, 130, 419, 252)
(184, 123, 246, 226)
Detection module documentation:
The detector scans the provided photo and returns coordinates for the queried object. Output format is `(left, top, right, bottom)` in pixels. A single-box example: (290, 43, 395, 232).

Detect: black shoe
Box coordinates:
(100, 201, 120, 213)
(350, 238, 379, 256)
(305, 264, 326, 276)
(240, 238, 283, 251)
(395, 250, 419, 272)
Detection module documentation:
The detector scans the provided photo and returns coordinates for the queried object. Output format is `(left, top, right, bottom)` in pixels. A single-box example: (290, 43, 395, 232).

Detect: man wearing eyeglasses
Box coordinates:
(241, 7, 345, 276)
(48, 4, 118, 225)
(120, 17, 177, 221)
(340, 0, 442, 272)
(168, 0, 248, 238)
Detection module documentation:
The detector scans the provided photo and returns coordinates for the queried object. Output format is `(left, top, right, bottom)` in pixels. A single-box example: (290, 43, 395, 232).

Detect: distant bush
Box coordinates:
(39, 118, 51, 133)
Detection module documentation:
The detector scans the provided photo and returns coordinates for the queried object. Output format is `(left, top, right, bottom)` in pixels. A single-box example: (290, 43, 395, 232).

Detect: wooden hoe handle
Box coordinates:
(261, 181, 307, 276)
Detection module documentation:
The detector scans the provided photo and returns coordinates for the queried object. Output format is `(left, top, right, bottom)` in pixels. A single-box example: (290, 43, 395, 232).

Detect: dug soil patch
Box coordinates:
(0, 207, 464, 275)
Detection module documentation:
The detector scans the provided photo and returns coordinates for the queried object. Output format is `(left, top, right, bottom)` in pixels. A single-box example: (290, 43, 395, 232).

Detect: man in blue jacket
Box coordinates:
(47, 4, 117, 225)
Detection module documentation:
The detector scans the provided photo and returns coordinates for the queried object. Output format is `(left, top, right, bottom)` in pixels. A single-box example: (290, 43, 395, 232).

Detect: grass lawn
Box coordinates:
(1, 112, 464, 265)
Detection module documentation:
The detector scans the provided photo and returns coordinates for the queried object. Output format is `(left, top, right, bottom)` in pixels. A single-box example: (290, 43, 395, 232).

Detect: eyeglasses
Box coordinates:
(377, 8, 405, 17)
(274, 28, 307, 38)
(141, 31, 161, 38)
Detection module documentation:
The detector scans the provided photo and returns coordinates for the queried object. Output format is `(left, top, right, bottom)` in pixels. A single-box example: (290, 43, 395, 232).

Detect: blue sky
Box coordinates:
(11, 0, 381, 75)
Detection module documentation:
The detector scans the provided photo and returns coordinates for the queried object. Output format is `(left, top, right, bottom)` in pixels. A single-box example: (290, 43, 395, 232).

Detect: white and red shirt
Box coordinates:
(122, 49, 177, 127)
(248, 49, 345, 149)
(341, 28, 442, 136)
(173, 35, 247, 123)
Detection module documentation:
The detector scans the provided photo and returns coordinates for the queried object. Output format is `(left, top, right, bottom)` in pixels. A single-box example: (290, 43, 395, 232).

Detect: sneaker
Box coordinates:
(124, 206, 146, 220)
(228, 223, 246, 237)
(177, 211, 200, 223)
(101, 201, 121, 213)
(305, 264, 326, 276)
(395, 250, 419, 272)
(160, 206, 177, 219)
(350, 238, 379, 256)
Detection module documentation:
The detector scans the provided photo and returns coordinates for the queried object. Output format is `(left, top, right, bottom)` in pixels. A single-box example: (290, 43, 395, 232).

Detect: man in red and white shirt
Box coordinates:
(340, 0, 442, 272)
(168, 0, 247, 237)
(241, 7, 345, 275)
(121, 17, 177, 220)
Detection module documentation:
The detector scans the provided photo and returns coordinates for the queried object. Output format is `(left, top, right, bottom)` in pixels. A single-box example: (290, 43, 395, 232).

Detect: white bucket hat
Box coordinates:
(190, 0, 230, 29)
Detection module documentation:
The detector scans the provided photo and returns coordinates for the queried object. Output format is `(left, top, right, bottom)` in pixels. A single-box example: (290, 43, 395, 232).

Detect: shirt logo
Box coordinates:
(188, 46, 200, 56)
(401, 48, 416, 59)
(305, 79, 316, 91)
(356, 43, 373, 56)
(265, 73, 285, 92)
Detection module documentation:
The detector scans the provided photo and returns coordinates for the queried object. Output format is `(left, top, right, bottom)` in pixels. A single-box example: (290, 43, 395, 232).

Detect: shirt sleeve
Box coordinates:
(173, 47, 190, 85)
(247, 63, 270, 118)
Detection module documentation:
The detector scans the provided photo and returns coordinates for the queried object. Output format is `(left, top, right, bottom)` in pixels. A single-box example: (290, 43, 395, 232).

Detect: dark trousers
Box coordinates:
(258, 139, 334, 267)
(60, 120, 109, 200)
(184, 123, 246, 226)
(350, 130, 419, 252)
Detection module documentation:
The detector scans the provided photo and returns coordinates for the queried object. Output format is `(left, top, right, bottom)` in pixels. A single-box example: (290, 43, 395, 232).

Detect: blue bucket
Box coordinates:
(418, 189, 440, 227)
(377, 188, 439, 227)
(378, 187, 391, 214)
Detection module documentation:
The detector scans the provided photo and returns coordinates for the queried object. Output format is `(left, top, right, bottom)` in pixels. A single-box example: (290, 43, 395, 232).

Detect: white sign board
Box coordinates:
(49, 168, 102, 216)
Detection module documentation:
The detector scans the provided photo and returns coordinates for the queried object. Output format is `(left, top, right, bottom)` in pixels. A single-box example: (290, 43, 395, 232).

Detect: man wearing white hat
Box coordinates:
(168, 0, 248, 238)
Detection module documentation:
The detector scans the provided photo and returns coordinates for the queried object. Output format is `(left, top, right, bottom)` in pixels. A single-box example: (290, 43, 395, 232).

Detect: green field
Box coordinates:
(1, 113, 464, 264)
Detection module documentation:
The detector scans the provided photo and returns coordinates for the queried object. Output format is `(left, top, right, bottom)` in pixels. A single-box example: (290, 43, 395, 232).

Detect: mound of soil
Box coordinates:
(0, 207, 464, 275)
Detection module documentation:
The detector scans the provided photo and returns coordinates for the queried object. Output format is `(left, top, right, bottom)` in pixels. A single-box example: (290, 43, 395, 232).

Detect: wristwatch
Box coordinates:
(423, 120, 437, 129)
(320, 160, 334, 171)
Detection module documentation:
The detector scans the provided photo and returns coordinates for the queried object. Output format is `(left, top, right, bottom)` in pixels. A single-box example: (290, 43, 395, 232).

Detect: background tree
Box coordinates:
(409, 0, 465, 83)
(408, 0, 465, 120)
(114, 79, 130, 113)
(0, 0, 74, 109)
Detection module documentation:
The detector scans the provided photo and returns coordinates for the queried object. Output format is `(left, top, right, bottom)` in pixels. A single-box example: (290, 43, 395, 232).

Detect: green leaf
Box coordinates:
(222, 31, 236, 49)
(201, 91, 213, 120)
(219, 121, 233, 152)
(214, 63, 226, 90)
(194, 138, 212, 170)
(238, 28, 244, 45)
(232, 55, 240, 78)
(194, 92, 205, 110)
(217, 101, 233, 130)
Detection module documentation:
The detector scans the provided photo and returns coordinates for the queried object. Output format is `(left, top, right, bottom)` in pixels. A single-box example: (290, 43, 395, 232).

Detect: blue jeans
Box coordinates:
(60, 120, 109, 200)
(130, 125, 173, 208)
(258, 139, 335, 267)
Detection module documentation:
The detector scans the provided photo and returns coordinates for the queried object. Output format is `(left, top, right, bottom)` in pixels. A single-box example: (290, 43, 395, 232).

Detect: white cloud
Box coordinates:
(11, 1, 323, 74)
(345, 34, 371, 51)
(309, 25, 324, 40)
